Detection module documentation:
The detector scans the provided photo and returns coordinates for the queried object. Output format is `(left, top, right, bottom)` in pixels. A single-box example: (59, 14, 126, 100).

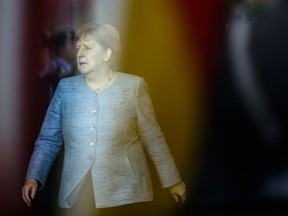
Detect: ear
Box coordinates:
(104, 48, 112, 61)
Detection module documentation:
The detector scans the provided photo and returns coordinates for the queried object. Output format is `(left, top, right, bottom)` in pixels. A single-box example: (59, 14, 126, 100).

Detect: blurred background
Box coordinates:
(1, 0, 288, 215)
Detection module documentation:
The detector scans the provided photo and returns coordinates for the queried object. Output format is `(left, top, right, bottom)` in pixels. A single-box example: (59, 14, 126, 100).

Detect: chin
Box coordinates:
(78, 69, 89, 75)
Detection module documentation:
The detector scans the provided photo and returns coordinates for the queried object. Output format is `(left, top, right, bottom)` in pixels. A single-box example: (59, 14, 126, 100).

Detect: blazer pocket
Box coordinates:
(126, 155, 137, 177)
(103, 154, 137, 183)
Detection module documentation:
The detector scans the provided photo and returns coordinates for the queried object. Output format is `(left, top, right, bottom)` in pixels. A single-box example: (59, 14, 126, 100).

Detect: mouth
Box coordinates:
(78, 58, 87, 65)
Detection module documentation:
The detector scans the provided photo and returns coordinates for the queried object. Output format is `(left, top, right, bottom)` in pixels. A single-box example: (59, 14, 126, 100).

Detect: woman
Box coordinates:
(22, 23, 186, 216)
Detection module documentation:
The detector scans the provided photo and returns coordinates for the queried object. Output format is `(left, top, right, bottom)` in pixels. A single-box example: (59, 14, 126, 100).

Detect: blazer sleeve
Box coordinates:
(25, 81, 64, 190)
(136, 78, 182, 188)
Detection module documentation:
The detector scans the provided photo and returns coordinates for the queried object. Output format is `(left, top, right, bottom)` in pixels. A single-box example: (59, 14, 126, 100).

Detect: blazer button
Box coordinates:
(91, 110, 97, 115)
(90, 124, 96, 130)
(89, 141, 95, 146)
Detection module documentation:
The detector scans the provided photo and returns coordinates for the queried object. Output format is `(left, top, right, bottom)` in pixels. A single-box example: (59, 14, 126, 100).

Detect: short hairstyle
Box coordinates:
(75, 23, 121, 70)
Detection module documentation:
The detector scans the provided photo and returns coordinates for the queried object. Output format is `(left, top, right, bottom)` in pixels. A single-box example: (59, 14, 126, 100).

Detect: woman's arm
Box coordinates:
(136, 78, 187, 202)
(22, 81, 64, 206)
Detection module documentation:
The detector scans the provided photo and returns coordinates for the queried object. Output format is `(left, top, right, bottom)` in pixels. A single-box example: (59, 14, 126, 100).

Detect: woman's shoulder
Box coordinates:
(60, 74, 83, 83)
(58, 74, 83, 87)
(116, 71, 145, 84)
(55, 75, 84, 95)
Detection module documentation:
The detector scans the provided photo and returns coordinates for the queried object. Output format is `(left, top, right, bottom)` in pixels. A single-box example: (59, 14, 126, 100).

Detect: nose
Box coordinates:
(77, 47, 85, 57)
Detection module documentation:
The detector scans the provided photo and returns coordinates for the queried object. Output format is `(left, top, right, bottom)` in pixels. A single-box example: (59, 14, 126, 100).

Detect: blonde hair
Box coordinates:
(76, 23, 121, 70)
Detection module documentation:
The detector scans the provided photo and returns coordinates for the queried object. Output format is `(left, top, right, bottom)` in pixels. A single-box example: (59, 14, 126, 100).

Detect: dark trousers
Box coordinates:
(57, 202, 151, 216)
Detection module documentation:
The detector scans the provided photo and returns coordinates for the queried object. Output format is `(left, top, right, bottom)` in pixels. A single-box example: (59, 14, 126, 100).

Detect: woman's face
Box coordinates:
(76, 35, 107, 75)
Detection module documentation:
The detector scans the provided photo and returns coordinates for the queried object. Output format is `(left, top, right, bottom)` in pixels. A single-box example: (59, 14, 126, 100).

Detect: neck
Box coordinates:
(84, 67, 114, 92)
(85, 66, 113, 85)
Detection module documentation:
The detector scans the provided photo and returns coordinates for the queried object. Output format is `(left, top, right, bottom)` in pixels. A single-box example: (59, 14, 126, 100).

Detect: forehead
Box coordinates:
(76, 35, 99, 46)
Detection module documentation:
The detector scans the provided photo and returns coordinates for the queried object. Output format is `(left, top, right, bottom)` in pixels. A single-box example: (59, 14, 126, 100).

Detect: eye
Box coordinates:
(84, 46, 92, 50)
(75, 45, 94, 54)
